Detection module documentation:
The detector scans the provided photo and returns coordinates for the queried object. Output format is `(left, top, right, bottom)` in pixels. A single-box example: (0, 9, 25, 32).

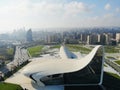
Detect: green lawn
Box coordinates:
(104, 64, 107, 67)
(115, 60, 120, 65)
(50, 45, 60, 49)
(7, 48, 14, 55)
(49, 44, 91, 54)
(51, 45, 120, 54)
(106, 72, 120, 79)
(107, 56, 116, 59)
(104, 46, 120, 53)
(27, 45, 43, 57)
(0, 46, 15, 61)
(66, 44, 91, 54)
(0, 82, 23, 90)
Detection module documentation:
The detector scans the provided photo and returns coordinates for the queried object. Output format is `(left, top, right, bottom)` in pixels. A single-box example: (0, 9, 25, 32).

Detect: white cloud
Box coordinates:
(103, 13, 114, 18)
(86, 13, 120, 27)
(0, 0, 93, 32)
(0, 1, 91, 19)
(64, 1, 90, 15)
(31, 1, 91, 17)
(116, 8, 120, 13)
(32, 2, 64, 16)
(0, 0, 120, 33)
(105, 3, 111, 10)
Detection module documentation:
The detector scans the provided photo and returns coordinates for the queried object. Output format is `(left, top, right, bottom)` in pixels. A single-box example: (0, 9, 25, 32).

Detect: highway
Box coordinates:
(13, 46, 29, 66)
(0, 45, 29, 75)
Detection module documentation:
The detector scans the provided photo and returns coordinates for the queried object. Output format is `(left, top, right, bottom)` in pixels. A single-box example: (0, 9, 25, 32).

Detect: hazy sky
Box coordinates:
(0, 0, 120, 33)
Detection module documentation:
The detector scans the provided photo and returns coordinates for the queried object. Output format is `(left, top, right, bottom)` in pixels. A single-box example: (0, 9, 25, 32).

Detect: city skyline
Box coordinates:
(0, 0, 120, 34)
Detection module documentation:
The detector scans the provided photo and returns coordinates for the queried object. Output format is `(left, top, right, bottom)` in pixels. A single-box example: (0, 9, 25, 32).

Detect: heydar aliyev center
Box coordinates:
(22, 45, 104, 87)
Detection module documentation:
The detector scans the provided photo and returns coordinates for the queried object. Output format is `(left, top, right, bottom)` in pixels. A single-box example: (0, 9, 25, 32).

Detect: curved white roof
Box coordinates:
(59, 45, 77, 59)
(22, 45, 102, 86)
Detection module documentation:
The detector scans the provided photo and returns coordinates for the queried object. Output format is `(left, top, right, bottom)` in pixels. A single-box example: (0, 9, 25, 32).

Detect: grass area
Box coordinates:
(0, 46, 15, 65)
(66, 44, 91, 54)
(107, 56, 116, 59)
(7, 48, 14, 55)
(106, 72, 120, 79)
(104, 46, 120, 53)
(115, 60, 120, 65)
(104, 64, 107, 67)
(0, 82, 23, 90)
(27, 45, 43, 57)
(0, 47, 14, 59)
(50, 45, 60, 49)
(49, 44, 91, 54)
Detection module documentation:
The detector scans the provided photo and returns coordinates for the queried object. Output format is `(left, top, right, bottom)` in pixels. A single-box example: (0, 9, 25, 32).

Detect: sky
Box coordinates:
(0, 0, 120, 33)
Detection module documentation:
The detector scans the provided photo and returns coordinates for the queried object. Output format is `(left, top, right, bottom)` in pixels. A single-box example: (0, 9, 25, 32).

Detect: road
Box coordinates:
(0, 45, 29, 75)
(13, 46, 29, 66)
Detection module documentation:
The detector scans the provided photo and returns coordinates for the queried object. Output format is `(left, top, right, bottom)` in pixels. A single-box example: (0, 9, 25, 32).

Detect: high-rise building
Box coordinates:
(106, 33, 111, 45)
(116, 33, 120, 43)
(26, 29, 33, 42)
(89, 33, 99, 45)
(80, 33, 88, 44)
(100, 33, 107, 45)
(86, 35, 90, 45)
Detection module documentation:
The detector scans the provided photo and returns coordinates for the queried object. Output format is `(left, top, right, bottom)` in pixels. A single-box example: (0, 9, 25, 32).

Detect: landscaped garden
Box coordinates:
(0, 82, 23, 90)
(115, 60, 120, 65)
(104, 46, 120, 53)
(27, 45, 43, 57)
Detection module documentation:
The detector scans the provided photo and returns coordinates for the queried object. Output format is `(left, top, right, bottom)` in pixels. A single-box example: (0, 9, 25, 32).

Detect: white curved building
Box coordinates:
(22, 45, 104, 87)
(59, 45, 77, 59)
